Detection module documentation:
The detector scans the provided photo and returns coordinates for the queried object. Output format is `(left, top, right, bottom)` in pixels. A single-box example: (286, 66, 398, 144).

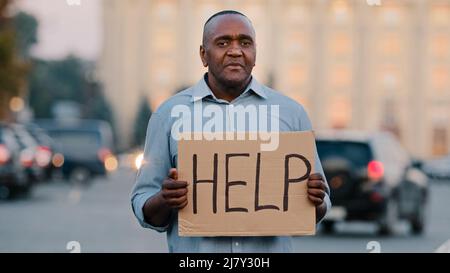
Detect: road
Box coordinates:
(1, 168, 449, 253)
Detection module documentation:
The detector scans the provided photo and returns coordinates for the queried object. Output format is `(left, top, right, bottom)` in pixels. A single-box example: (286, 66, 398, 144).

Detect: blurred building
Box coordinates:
(100, 0, 450, 158)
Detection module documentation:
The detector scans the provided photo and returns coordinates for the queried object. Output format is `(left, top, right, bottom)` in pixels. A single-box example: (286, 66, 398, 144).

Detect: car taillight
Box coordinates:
(0, 144, 11, 165)
(368, 160, 384, 181)
(20, 149, 34, 168)
(97, 148, 112, 162)
(36, 146, 52, 167)
(52, 153, 64, 168)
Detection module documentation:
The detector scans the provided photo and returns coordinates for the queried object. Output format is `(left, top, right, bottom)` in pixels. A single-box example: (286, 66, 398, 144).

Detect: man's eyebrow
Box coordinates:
(213, 34, 254, 41)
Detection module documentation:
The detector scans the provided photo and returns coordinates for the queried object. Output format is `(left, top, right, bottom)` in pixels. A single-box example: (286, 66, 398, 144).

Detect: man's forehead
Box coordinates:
(206, 14, 255, 38)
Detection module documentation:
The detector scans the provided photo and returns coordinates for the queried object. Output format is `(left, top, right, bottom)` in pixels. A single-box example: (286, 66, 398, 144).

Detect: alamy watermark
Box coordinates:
(66, 241, 81, 253)
(171, 99, 280, 151)
(366, 241, 381, 253)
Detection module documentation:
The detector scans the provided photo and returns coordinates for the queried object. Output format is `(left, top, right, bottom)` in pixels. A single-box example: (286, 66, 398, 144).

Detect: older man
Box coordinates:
(131, 10, 331, 253)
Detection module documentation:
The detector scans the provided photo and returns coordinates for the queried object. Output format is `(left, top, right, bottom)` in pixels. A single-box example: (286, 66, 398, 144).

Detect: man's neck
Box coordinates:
(205, 73, 252, 102)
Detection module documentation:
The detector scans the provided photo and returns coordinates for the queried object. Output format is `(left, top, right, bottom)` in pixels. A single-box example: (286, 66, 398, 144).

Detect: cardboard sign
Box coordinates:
(178, 131, 316, 236)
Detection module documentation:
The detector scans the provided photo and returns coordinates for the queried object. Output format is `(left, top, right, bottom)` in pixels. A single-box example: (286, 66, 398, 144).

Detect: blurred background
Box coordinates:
(0, 0, 449, 252)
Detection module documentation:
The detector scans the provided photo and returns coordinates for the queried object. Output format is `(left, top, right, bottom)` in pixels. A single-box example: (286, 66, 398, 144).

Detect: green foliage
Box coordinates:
(28, 56, 117, 144)
(0, 0, 29, 120)
(132, 96, 152, 147)
(28, 56, 91, 117)
(13, 11, 38, 58)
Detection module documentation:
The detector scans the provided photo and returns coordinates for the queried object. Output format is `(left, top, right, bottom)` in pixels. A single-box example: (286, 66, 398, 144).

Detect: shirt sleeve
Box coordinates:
(298, 106, 332, 223)
(130, 112, 173, 232)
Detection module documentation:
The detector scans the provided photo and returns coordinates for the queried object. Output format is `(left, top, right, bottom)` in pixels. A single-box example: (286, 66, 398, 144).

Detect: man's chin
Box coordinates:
(220, 74, 250, 87)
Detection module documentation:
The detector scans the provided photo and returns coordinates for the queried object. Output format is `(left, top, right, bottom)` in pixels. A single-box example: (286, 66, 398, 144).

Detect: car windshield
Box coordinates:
(48, 130, 101, 158)
(316, 140, 373, 169)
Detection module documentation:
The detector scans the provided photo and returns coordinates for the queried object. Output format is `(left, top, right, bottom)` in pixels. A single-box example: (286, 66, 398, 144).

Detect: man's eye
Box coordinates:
(241, 40, 252, 46)
(217, 41, 228, 47)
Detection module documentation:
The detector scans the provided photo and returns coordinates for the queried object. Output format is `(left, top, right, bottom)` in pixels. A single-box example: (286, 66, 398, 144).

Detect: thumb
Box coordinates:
(168, 168, 178, 180)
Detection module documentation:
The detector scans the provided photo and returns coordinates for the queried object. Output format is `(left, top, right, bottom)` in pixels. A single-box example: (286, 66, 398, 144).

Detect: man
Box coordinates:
(131, 10, 331, 253)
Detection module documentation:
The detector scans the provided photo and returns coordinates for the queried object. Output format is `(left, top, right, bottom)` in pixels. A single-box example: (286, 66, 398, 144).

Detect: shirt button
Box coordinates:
(235, 242, 239, 247)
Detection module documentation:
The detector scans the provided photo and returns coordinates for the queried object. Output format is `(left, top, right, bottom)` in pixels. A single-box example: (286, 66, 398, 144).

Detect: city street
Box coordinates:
(1, 167, 449, 253)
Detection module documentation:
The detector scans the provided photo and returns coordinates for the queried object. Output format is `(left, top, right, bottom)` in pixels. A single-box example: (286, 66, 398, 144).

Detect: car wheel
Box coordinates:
(321, 221, 335, 234)
(378, 199, 398, 236)
(411, 200, 426, 235)
(0, 186, 10, 200)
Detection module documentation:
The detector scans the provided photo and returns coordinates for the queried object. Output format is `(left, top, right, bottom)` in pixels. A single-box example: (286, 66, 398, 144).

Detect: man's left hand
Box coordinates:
(307, 173, 328, 223)
(307, 173, 327, 206)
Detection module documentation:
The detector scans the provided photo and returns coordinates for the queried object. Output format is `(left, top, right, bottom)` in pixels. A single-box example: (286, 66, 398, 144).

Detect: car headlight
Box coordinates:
(134, 153, 144, 170)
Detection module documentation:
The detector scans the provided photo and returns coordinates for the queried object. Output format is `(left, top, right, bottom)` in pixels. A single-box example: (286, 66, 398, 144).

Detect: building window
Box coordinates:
(330, 33, 351, 56)
(432, 127, 448, 156)
(330, 65, 351, 88)
(431, 34, 450, 60)
(330, 0, 351, 25)
(430, 4, 450, 26)
(379, 5, 403, 26)
(431, 66, 449, 91)
(288, 65, 307, 88)
(329, 96, 351, 129)
(153, 1, 175, 23)
(286, 2, 309, 25)
(379, 34, 401, 56)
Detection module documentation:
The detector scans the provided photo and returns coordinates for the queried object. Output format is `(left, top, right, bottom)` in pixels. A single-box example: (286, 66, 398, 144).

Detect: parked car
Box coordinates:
(35, 119, 117, 183)
(0, 123, 29, 198)
(10, 123, 47, 183)
(24, 123, 59, 180)
(422, 156, 450, 180)
(316, 130, 429, 235)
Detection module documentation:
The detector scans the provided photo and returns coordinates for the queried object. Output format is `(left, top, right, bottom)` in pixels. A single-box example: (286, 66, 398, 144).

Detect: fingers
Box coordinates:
(162, 187, 187, 199)
(163, 179, 188, 190)
(309, 173, 323, 180)
(307, 179, 326, 190)
(168, 168, 178, 180)
(166, 195, 188, 208)
(307, 173, 326, 206)
(162, 170, 189, 209)
(308, 194, 324, 206)
(177, 199, 188, 209)
(307, 188, 325, 199)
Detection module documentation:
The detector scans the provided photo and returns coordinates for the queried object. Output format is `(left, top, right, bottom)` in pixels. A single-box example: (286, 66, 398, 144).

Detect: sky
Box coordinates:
(16, 0, 101, 60)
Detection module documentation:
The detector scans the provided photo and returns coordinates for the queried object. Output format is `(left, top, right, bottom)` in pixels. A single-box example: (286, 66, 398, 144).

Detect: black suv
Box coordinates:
(35, 119, 116, 183)
(316, 130, 428, 235)
(0, 123, 29, 198)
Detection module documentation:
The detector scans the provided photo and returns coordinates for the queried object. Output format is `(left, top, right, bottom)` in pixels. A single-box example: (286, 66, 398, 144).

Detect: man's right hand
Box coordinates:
(160, 168, 188, 209)
(143, 168, 188, 227)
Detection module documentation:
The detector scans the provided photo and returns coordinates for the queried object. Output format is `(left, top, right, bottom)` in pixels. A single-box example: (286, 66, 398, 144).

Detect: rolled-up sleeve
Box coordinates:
(298, 105, 332, 222)
(131, 112, 172, 232)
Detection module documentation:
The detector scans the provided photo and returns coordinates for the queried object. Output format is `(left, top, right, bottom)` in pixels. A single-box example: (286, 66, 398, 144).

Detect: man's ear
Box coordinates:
(199, 45, 208, 67)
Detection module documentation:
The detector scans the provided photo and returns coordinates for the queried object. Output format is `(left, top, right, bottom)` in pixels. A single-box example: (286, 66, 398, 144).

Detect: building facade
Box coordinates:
(100, 0, 450, 158)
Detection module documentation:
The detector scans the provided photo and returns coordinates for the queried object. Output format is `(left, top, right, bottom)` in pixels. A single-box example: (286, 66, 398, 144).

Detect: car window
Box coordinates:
(48, 130, 101, 158)
(316, 140, 373, 169)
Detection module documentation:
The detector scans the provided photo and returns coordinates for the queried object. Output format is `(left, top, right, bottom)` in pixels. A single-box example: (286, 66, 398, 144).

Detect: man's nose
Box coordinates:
(226, 41, 243, 57)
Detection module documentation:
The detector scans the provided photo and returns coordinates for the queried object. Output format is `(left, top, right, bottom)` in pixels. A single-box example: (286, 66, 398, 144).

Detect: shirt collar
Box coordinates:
(191, 73, 268, 102)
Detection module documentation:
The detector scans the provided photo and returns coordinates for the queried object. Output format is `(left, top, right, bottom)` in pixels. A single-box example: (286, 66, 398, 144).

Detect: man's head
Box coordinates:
(200, 10, 256, 89)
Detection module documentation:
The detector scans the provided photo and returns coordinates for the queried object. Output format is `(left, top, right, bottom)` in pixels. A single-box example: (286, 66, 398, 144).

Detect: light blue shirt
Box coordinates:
(131, 74, 331, 253)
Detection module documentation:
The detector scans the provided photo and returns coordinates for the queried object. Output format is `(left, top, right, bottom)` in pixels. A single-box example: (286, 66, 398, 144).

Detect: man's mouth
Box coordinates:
(225, 63, 244, 69)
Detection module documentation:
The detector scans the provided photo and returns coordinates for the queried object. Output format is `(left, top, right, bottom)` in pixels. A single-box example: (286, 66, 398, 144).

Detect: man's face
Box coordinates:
(200, 14, 256, 88)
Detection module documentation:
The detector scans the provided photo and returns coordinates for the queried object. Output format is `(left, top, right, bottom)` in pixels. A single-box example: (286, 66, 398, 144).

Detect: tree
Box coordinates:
(0, 0, 29, 120)
(83, 79, 116, 143)
(132, 96, 152, 147)
(28, 56, 90, 118)
(13, 11, 38, 59)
